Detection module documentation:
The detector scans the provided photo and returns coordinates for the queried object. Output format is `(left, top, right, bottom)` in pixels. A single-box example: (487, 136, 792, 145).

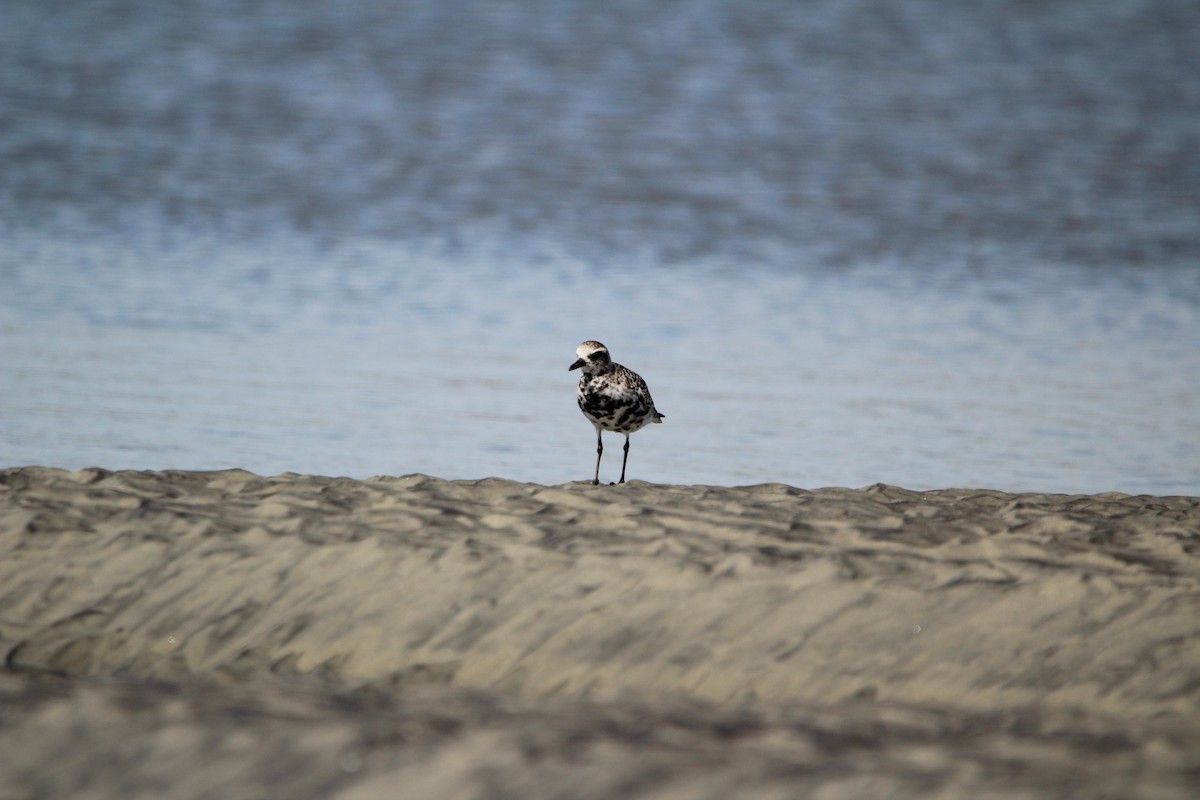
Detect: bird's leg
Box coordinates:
(619, 435, 631, 484)
(593, 428, 603, 485)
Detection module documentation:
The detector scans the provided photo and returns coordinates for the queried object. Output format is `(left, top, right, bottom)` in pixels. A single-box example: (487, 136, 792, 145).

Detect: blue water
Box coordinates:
(2, 0, 1199, 493)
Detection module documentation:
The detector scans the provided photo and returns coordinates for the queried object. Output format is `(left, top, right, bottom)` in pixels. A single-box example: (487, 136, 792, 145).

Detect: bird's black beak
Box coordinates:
(568, 358, 585, 371)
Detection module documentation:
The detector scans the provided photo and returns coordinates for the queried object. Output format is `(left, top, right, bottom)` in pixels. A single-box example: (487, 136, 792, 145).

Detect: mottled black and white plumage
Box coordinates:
(568, 340, 664, 485)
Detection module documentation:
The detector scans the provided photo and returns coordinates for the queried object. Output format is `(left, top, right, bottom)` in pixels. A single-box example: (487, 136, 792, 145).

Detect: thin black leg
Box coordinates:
(593, 428, 603, 485)
(619, 435, 630, 484)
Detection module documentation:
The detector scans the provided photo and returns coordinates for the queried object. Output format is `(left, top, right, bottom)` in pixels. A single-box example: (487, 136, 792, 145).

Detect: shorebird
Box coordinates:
(569, 340, 664, 485)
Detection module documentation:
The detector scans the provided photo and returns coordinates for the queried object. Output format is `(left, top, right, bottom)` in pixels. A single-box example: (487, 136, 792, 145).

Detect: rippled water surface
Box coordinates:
(2, 0, 1198, 493)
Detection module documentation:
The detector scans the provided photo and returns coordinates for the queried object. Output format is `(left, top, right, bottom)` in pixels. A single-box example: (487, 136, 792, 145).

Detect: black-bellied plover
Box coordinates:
(569, 340, 664, 485)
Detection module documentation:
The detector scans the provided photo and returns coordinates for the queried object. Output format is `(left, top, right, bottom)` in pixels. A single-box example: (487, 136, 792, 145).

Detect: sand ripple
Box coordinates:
(2, 467, 1198, 798)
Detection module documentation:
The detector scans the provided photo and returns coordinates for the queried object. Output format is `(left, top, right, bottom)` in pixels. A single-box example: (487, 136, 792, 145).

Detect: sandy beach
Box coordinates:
(2, 466, 1198, 798)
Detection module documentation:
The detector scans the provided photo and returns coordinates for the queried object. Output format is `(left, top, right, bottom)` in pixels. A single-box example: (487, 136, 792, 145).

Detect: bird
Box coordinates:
(568, 340, 664, 485)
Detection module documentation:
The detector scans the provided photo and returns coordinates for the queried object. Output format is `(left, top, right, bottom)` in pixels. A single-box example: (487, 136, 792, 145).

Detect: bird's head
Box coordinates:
(568, 340, 613, 375)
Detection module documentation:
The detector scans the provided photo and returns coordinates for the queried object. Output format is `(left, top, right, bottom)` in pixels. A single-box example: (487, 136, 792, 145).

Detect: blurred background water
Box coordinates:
(2, 0, 1198, 493)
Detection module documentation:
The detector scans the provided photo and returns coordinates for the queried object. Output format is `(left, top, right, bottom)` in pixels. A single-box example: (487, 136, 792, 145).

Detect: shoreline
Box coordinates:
(2, 466, 1198, 798)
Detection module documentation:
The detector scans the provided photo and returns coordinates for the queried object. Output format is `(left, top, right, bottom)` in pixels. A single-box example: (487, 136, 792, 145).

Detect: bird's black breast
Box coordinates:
(577, 374, 654, 432)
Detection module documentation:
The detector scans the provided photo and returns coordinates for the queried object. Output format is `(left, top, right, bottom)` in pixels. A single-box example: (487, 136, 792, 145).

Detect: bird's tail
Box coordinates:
(653, 411, 665, 423)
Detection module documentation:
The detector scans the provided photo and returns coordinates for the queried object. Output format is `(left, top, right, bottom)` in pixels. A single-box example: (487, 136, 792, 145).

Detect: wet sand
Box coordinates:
(2, 467, 1198, 798)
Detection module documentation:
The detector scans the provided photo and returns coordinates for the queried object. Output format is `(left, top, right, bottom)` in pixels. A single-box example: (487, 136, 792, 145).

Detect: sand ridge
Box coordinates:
(1, 467, 1198, 798)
